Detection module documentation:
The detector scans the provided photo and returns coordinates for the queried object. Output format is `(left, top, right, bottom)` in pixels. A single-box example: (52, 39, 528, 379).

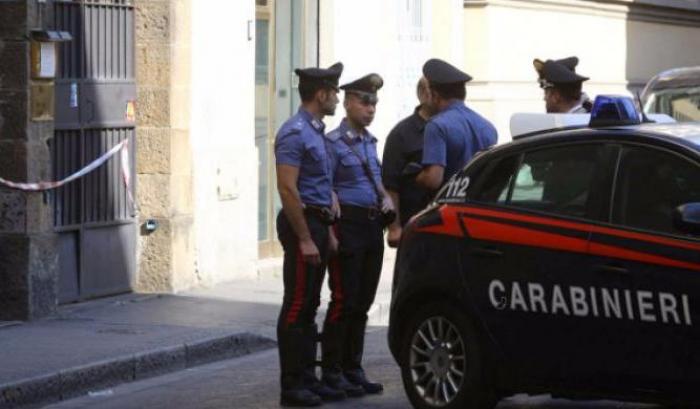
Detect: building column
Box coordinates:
(0, 0, 57, 320)
(134, 0, 196, 292)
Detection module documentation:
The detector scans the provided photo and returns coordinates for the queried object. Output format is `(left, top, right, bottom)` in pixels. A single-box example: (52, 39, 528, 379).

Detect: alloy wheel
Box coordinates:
(409, 315, 466, 407)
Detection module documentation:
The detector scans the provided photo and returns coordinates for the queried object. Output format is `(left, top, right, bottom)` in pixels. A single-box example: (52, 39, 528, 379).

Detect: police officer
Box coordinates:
(533, 56, 593, 113)
(417, 58, 498, 190)
(275, 62, 346, 407)
(323, 73, 394, 396)
(382, 77, 433, 248)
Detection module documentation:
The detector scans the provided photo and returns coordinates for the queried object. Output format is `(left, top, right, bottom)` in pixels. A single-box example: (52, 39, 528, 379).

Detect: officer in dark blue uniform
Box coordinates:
(275, 62, 346, 407)
(533, 56, 592, 113)
(417, 58, 498, 190)
(323, 73, 394, 396)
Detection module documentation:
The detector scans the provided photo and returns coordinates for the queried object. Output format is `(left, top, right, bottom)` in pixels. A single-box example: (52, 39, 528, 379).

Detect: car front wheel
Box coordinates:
(400, 302, 496, 409)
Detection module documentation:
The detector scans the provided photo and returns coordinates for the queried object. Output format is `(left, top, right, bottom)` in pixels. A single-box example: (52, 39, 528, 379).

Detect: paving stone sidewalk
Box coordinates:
(0, 252, 394, 409)
(0, 293, 279, 409)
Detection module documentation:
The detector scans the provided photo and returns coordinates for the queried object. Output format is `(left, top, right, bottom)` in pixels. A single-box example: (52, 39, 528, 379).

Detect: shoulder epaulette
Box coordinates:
(280, 120, 304, 137)
(325, 129, 342, 142)
(291, 120, 305, 132)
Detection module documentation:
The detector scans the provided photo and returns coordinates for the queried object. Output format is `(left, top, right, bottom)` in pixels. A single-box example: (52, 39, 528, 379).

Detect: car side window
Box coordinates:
(508, 144, 606, 218)
(469, 155, 519, 204)
(612, 146, 700, 236)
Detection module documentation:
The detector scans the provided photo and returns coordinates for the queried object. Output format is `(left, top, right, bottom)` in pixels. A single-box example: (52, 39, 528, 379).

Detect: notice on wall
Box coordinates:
(125, 101, 135, 122)
(70, 83, 78, 108)
(39, 43, 56, 78)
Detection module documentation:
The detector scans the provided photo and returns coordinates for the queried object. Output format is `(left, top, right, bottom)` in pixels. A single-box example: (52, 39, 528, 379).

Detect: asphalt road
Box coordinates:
(44, 327, 661, 409)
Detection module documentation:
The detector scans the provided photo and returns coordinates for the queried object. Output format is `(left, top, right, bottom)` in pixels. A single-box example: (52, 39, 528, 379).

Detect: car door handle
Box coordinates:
(594, 263, 630, 275)
(471, 247, 503, 258)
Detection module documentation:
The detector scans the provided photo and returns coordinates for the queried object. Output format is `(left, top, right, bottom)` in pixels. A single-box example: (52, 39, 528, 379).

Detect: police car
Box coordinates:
(388, 96, 700, 409)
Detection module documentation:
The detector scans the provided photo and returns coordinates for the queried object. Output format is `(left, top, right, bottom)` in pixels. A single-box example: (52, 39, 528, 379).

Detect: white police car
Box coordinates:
(388, 96, 700, 408)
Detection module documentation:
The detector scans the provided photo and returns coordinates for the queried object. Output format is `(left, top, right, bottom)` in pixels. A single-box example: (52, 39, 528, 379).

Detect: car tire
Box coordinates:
(400, 302, 496, 409)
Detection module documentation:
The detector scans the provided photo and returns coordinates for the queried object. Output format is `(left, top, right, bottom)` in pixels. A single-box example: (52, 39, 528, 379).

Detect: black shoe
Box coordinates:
(345, 369, 384, 394)
(322, 372, 365, 398)
(306, 378, 346, 401)
(280, 388, 322, 407)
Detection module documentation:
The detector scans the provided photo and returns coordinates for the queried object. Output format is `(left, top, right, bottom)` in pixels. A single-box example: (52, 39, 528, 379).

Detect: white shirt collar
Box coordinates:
(345, 130, 364, 141)
(567, 93, 591, 113)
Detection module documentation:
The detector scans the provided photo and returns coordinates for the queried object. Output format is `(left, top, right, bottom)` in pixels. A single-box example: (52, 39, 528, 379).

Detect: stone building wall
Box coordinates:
(134, 0, 195, 293)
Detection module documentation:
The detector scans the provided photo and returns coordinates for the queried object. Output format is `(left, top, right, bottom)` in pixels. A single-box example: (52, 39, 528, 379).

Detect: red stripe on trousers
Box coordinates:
(328, 224, 344, 323)
(328, 255, 344, 322)
(285, 246, 307, 325)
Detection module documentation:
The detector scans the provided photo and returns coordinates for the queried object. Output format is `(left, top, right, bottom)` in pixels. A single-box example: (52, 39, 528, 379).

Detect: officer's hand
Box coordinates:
(331, 191, 342, 219)
(300, 238, 321, 266)
(381, 195, 395, 213)
(328, 231, 339, 256)
(387, 225, 402, 248)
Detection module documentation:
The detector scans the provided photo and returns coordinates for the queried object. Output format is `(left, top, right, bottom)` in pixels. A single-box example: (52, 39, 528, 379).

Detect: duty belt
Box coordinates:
(340, 205, 381, 221)
(304, 205, 337, 225)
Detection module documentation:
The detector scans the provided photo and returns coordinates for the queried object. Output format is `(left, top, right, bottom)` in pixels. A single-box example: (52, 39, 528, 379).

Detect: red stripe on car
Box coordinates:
(414, 205, 465, 237)
(589, 242, 700, 272)
(415, 204, 700, 271)
(463, 217, 589, 254)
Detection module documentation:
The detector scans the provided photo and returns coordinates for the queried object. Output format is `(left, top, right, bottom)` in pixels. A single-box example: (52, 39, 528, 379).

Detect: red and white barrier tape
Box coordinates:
(119, 140, 135, 206)
(0, 139, 134, 206)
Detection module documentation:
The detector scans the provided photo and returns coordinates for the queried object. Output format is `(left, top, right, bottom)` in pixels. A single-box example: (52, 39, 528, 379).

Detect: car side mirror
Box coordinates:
(673, 203, 700, 235)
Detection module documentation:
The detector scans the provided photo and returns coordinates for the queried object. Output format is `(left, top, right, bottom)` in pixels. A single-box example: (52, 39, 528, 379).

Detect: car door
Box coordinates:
(588, 142, 700, 393)
(460, 141, 621, 387)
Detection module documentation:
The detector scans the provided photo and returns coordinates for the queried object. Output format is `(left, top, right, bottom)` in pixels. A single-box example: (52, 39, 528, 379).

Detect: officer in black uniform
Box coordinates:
(533, 56, 593, 113)
(323, 73, 394, 396)
(275, 62, 346, 407)
(382, 77, 433, 247)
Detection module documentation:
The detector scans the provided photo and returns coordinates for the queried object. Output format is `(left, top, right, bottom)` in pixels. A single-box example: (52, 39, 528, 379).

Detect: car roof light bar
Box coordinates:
(589, 95, 641, 127)
(510, 113, 589, 139)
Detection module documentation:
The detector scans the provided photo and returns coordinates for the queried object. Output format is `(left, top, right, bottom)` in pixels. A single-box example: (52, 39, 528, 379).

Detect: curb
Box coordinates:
(0, 332, 276, 409)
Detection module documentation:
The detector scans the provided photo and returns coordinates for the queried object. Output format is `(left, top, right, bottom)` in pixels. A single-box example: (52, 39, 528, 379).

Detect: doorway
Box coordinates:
(256, 0, 312, 258)
(51, 0, 137, 303)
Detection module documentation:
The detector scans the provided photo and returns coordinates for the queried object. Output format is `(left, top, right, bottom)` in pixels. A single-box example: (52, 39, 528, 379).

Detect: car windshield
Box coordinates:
(644, 85, 700, 122)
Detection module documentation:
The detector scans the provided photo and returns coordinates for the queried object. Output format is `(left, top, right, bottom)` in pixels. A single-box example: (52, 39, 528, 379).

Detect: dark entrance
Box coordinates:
(51, 0, 137, 303)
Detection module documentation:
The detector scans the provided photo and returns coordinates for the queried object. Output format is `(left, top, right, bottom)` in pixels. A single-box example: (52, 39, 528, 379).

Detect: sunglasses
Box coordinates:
(347, 91, 378, 105)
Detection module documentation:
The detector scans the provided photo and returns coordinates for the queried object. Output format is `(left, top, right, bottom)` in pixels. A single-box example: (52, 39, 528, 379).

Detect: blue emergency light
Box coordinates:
(589, 95, 641, 127)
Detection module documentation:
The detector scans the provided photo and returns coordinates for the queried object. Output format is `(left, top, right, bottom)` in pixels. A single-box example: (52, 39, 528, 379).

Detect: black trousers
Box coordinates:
(276, 211, 328, 390)
(322, 208, 384, 373)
